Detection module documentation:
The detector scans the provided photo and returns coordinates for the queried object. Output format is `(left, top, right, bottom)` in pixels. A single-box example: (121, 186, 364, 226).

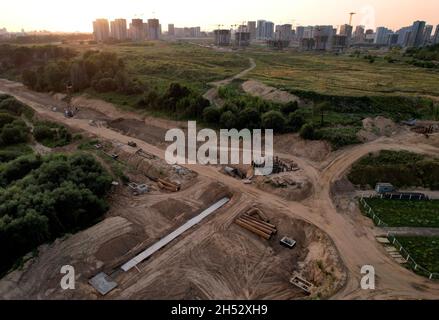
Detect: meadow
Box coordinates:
(246, 49, 439, 98)
(72, 41, 249, 94)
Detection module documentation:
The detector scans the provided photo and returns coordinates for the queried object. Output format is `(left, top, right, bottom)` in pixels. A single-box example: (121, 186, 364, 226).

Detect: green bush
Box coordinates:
(0, 153, 112, 275)
(348, 150, 439, 190)
(280, 101, 298, 115)
(0, 113, 16, 129)
(0, 121, 29, 146)
(316, 127, 361, 149)
(203, 106, 221, 124)
(287, 111, 306, 132)
(261, 110, 286, 132)
(299, 123, 315, 140)
(33, 121, 72, 148)
(220, 111, 237, 129)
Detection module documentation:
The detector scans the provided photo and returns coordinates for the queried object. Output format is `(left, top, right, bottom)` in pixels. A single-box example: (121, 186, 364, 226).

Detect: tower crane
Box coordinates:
(349, 12, 356, 26)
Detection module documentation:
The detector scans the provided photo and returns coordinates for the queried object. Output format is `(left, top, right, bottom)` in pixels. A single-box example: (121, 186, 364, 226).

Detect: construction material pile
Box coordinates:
(271, 156, 299, 174)
(157, 178, 181, 192)
(235, 208, 277, 240)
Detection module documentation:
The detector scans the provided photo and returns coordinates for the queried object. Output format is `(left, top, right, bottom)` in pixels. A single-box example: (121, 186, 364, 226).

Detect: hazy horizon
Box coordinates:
(2, 0, 439, 33)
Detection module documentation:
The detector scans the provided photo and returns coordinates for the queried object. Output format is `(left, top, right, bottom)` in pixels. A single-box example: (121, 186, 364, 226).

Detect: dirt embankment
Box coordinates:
(357, 116, 401, 142)
(274, 133, 332, 163)
(242, 80, 301, 104)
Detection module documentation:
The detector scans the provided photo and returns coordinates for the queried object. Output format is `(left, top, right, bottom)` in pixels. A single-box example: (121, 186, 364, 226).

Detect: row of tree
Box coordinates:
(21, 50, 143, 94)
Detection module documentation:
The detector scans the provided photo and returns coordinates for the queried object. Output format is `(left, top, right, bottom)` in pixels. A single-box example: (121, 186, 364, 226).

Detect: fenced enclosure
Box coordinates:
(359, 195, 439, 280)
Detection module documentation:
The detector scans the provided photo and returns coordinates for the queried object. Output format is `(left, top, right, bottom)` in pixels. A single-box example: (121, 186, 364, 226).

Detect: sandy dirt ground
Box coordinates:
(2, 75, 439, 301)
(242, 80, 300, 104)
(358, 116, 403, 142)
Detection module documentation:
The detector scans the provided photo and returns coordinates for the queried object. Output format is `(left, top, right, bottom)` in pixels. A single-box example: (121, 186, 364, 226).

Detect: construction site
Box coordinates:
(1, 47, 439, 301)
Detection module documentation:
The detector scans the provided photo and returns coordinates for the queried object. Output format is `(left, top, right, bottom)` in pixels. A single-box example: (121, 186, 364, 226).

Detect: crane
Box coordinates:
(349, 12, 356, 26)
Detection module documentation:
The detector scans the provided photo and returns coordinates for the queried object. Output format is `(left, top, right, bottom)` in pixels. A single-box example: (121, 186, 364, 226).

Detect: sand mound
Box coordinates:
(242, 80, 300, 104)
(275, 134, 331, 163)
(358, 116, 398, 142)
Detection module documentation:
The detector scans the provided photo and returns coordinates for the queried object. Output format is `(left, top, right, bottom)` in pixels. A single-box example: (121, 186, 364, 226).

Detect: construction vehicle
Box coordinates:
(128, 141, 137, 148)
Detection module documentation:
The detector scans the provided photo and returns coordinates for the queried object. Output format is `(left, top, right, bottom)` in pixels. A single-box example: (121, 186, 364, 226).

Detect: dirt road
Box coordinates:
(2, 78, 439, 299)
(203, 57, 256, 106)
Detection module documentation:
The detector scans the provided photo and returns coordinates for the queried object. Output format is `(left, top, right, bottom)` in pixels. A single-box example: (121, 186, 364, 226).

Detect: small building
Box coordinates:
(375, 183, 395, 194)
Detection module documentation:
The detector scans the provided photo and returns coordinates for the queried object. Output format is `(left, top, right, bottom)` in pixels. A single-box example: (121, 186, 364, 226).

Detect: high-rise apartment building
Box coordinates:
(295, 26, 305, 40)
(339, 24, 353, 39)
(353, 25, 365, 43)
(110, 19, 127, 41)
(130, 19, 145, 41)
(264, 21, 274, 40)
(374, 27, 393, 45)
(424, 24, 433, 44)
(147, 19, 160, 40)
(396, 26, 412, 46)
(275, 24, 293, 41)
(256, 20, 266, 40)
(408, 20, 426, 47)
(434, 25, 439, 44)
(168, 24, 175, 36)
(313, 25, 334, 50)
(93, 19, 110, 42)
(247, 21, 256, 40)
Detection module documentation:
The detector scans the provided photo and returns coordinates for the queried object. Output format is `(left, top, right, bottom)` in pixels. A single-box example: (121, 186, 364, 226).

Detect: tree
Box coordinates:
(261, 110, 286, 133)
(288, 111, 305, 132)
(22, 70, 38, 89)
(220, 111, 237, 129)
(0, 123, 28, 146)
(281, 101, 299, 115)
(203, 106, 221, 124)
(299, 123, 315, 140)
(237, 107, 260, 129)
(0, 113, 16, 129)
(314, 101, 331, 127)
(44, 61, 68, 92)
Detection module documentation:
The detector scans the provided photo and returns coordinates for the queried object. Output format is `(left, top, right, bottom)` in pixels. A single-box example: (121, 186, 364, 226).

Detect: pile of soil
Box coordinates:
(358, 116, 399, 142)
(242, 80, 300, 104)
(255, 172, 313, 202)
(274, 134, 331, 163)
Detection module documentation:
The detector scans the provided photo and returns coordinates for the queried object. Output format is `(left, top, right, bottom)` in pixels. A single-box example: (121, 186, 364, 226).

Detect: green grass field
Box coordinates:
(364, 198, 439, 228)
(396, 236, 439, 273)
(246, 50, 439, 98)
(69, 41, 249, 94)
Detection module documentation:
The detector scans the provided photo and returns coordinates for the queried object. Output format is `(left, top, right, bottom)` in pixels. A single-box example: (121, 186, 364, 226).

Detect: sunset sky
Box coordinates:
(1, 0, 439, 32)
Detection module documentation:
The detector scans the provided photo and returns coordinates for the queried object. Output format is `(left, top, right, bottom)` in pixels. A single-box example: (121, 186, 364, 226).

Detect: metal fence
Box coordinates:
(359, 196, 439, 280)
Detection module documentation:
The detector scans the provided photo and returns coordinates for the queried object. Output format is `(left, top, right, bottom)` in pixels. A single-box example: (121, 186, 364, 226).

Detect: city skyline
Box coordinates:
(2, 0, 439, 33)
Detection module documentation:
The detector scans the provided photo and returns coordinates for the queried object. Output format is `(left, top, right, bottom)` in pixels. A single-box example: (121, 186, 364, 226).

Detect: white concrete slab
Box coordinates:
(121, 197, 230, 272)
